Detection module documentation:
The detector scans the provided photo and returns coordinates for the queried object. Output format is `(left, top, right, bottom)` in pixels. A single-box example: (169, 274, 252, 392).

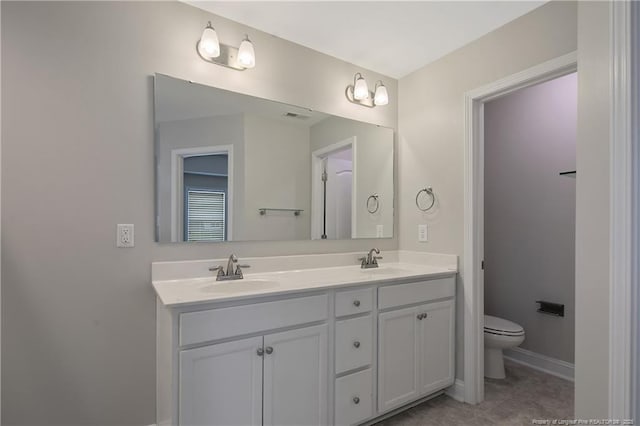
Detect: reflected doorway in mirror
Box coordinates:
(311, 137, 356, 240)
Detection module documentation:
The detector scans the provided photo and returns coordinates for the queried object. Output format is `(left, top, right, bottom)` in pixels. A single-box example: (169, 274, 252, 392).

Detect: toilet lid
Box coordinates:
(484, 315, 524, 335)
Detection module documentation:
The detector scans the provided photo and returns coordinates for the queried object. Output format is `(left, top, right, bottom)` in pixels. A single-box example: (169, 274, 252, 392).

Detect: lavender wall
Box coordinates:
(484, 73, 577, 363)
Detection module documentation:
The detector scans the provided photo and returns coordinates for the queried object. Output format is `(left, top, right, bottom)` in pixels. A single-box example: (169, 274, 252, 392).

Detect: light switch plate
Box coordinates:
(418, 224, 428, 242)
(117, 224, 134, 248)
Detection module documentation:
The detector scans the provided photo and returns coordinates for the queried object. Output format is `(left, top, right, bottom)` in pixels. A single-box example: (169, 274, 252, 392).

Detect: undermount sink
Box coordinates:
(361, 267, 409, 275)
(199, 279, 280, 294)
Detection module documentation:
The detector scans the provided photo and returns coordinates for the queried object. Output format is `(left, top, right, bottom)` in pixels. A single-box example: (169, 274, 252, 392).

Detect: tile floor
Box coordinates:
(377, 360, 574, 426)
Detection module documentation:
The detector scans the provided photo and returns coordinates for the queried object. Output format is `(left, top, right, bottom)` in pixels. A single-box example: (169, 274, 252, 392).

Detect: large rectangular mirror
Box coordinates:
(154, 74, 394, 243)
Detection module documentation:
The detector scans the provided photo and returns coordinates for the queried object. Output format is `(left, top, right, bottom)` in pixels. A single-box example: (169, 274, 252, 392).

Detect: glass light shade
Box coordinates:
(200, 24, 220, 58)
(237, 37, 256, 69)
(353, 76, 369, 100)
(374, 83, 389, 106)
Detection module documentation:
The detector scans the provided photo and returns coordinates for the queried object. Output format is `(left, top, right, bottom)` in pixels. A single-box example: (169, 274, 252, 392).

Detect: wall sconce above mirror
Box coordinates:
(196, 21, 256, 71)
(345, 73, 389, 108)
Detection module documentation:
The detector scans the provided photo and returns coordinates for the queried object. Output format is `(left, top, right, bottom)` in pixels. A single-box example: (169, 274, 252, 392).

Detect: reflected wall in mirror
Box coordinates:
(154, 74, 394, 243)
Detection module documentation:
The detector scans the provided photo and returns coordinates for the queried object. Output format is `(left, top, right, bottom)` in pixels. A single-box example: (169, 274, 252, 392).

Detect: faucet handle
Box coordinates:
(235, 264, 250, 274)
(209, 266, 225, 276)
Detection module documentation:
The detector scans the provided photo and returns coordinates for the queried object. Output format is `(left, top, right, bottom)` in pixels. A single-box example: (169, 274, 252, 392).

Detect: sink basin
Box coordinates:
(361, 267, 409, 275)
(199, 279, 280, 294)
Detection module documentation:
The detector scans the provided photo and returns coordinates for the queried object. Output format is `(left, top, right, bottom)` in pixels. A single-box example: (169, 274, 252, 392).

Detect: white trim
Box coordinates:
(504, 348, 574, 382)
(170, 145, 234, 242)
(463, 51, 577, 405)
(310, 137, 357, 240)
(609, 1, 637, 421)
(445, 379, 465, 402)
(632, 2, 640, 420)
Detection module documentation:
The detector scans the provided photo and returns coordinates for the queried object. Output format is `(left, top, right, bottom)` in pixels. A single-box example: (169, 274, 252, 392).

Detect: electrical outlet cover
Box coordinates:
(418, 224, 428, 242)
(117, 224, 135, 248)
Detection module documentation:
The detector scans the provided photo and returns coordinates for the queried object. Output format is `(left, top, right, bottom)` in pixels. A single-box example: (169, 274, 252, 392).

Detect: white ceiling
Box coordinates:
(186, 1, 546, 79)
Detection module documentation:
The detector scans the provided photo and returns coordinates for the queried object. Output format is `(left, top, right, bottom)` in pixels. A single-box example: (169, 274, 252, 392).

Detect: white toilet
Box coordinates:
(483, 315, 525, 379)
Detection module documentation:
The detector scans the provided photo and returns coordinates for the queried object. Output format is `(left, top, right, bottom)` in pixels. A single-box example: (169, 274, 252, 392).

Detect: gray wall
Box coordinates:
(484, 73, 577, 363)
(397, 0, 578, 381)
(1, 2, 397, 425)
(574, 1, 611, 418)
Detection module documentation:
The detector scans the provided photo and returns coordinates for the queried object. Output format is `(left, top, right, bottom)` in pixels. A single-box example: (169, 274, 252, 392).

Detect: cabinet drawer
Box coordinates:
(180, 294, 328, 346)
(335, 368, 373, 426)
(335, 287, 373, 317)
(378, 277, 454, 310)
(335, 316, 373, 374)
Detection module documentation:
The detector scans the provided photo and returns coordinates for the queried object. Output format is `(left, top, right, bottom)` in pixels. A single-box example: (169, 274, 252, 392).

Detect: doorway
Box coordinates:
(311, 137, 357, 240)
(462, 52, 577, 404)
(170, 145, 234, 242)
(483, 72, 576, 386)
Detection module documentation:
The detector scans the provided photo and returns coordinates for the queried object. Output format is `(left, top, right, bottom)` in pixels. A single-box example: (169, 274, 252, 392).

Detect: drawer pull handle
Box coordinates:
(353, 341, 361, 348)
(257, 348, 264, 357)
(353, 300, 361, 307)
(353, 396, 360, 404)
(265, 346, 273, 355)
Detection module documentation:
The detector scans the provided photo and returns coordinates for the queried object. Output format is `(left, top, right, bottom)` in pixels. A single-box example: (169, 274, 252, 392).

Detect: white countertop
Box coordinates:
(153, 260, 457, 308)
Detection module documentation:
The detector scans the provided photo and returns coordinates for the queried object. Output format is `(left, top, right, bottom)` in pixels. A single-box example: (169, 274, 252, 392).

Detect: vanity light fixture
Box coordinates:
(373, 81, 389, 106)
(196, 22, 256, 71)
(237, 35, 256, 69)
(345, 73, 389, 108)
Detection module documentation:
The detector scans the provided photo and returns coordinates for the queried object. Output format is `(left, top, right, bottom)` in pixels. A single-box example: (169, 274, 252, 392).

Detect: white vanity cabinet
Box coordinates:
(179, 325, 328, 426)
(157, 293, 329, 426)
(377, 279, 455, 414)
(156, 272, 456, 426)
(179, 336, 263, 426)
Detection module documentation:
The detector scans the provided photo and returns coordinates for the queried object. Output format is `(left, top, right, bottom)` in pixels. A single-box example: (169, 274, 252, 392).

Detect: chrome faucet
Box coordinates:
(209, 254, 251, 281)
(359, 248, 382, 269)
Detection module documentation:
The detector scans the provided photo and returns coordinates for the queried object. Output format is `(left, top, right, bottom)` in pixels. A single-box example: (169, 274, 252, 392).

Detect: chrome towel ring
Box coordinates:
(416, 187, 435, 212)
(366, 194, 380, 214)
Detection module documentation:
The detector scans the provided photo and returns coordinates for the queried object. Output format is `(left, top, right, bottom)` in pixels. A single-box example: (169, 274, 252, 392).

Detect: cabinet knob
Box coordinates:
(353, 341, 361, 348)
(265, 346, 273, 355)
(257, 348, 264, 356)
(353, 396, 360, 404)
(353, 300, 361, 307)
(417, 314, 423, 320)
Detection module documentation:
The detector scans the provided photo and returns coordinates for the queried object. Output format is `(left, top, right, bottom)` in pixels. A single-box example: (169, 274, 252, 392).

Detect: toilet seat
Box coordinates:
(484, 315, 524, 337)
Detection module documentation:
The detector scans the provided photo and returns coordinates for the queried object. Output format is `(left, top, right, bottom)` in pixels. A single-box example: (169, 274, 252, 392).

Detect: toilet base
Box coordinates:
(484, 347, 506, 379)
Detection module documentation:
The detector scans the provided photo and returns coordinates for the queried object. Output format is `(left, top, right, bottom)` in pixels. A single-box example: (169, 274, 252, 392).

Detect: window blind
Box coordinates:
(186, 190, 225, 241)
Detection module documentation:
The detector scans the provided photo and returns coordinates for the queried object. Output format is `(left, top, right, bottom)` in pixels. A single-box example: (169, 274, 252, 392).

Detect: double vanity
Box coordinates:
(153, 251, 457, 426)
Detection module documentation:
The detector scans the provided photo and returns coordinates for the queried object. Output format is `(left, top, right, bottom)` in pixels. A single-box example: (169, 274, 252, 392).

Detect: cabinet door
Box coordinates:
(418, 300, 455, 395)
(263, 324, 328, 426)
(377, 305, 420, 413)
(179, 336, 263, 426)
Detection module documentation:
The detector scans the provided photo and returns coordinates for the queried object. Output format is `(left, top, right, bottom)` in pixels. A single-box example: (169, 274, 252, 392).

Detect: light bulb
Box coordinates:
(237, 36, 256, 69)
(199, 22, 220, 58)
(374, 82, 389, 106)
(353, 75, 369, 100)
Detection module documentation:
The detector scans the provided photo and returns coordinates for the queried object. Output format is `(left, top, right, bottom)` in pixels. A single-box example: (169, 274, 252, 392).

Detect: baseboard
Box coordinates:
(504, 347, 574, 382)
(444, 379, 465, 402)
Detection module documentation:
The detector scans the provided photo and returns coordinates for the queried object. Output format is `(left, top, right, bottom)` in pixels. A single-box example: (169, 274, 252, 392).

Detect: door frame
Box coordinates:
(310, 137, 357, 239)
(462, 51, 578, 404)
(609, 0, 639, 420)
(170, 145, 234, 242)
